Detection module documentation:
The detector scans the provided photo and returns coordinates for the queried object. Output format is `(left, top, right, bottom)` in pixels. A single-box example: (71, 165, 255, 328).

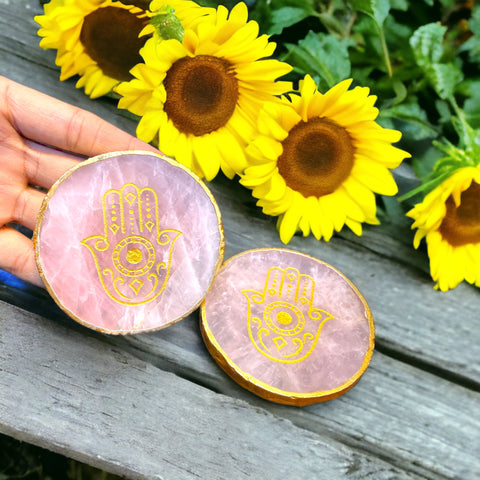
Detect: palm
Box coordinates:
(0, 118, 38, 228)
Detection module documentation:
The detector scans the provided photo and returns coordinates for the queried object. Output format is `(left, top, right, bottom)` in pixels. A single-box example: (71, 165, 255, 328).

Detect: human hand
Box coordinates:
(0, 76, 158, 287)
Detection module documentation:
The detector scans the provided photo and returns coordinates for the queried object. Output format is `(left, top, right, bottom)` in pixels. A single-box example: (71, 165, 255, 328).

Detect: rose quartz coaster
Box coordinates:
(201, 248, 374, 405)
(34, 151, 224, 334)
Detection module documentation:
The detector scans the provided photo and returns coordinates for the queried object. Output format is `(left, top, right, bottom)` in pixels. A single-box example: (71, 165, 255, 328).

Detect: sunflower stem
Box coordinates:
(398, 170, 454, 202)
(447, 95, 479, 157)
(378, 26, 393, 77)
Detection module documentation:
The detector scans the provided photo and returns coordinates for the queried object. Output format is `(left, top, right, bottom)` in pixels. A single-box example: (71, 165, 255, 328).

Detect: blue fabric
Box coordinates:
(0, 270, 29, 289)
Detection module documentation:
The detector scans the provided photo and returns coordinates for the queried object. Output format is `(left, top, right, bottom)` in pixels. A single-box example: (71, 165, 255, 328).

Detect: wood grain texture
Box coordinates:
(112, 311, 480, 480)
(1, 1, 480, 479)
(1, 301, 421, 480)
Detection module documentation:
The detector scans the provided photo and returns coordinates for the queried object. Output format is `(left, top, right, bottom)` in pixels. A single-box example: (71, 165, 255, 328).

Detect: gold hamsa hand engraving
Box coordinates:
(81, 183, 181, 305)
(243, 267, 333, 363)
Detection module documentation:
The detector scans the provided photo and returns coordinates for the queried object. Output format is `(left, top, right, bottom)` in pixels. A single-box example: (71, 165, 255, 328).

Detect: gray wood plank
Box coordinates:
(112, 310, 480, 480)
(3, 289, 479, 479)
(1, 301, 418, 480)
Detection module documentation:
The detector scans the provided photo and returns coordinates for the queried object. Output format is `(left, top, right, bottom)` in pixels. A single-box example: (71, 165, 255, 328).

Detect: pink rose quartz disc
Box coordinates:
(201, 248, 374, 405)
(34, 151, 224, 334)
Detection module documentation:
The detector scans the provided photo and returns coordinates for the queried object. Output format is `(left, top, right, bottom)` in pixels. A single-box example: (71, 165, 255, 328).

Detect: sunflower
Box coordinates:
(239, 75, 410, 243)
(35, 0, 152, 98)
(407, 166, 480, 291)
(115, 2, 292, 180)
(35, 0, 210, 98)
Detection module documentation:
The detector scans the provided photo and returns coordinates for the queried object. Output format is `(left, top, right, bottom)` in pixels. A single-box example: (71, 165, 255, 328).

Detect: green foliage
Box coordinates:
(195, 0, 480, 221)
(410, 22, 463, 99)
(410, 22, 447, 67)
(460, 6, 480, 63)
(199, 0, 479, 208)
(284, 31, 352, 90)
(350, 0, 390, 26)
(268, 6, 316, 35)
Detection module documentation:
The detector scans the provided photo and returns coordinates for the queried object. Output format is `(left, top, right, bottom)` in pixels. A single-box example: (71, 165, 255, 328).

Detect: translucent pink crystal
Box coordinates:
(35, 151, 223, 334)
(201, 249, 373, 401)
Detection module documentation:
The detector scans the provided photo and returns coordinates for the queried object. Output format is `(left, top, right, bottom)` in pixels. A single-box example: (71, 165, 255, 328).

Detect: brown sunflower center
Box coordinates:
(277, 117, 355, 198)
(439, 181, 480, 246)
(80, 6, 149, 81)
(163, 55, 239, 136)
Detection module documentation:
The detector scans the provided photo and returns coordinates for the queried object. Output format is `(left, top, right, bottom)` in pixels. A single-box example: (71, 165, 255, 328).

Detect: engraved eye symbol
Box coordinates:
(126, 248, 143, 264)
(265, 302, 305, 336)
(277, 311, 293, 325)
(112, 236, 156, 277)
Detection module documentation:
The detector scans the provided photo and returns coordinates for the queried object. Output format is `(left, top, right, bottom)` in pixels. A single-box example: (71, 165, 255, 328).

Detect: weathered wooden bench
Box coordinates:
(1, 2, 479, 479)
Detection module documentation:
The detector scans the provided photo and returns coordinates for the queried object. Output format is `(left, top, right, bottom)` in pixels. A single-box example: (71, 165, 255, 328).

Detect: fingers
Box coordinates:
(0, 226, 43, 287)
(23, 140, 84, 189)
(12, 186, 46, 231)
(1, 76, 159, 158)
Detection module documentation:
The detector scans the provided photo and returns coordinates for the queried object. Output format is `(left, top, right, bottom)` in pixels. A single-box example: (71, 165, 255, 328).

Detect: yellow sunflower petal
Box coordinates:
(278, 194, 304, 243)
(262, 174, 287, 202)
(408, 166, 480, 290)
(352, 157, 399, 195)
(192, 134, 221, 181)
(241, 74, 407, 243)
(342, 177, 378, 220)
(157, 113, 179, 147)
(220, 161, 236, 179)
(316, 198, 335, 241)
(319, 194, 347, 232)
(247, 136, 283, 162)
(304, 196, 323, 241)
(116, 1, 289, 179)
(299, 214, 311, 237)
(345, 218, 363, 236)
(35, 0, 153, 98)
(215, 130, 248, 174)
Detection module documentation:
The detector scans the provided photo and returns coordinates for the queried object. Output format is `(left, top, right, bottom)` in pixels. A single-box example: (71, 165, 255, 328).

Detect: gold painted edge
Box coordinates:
(33, 150, 225, 335)
(200, 247, 375, 406)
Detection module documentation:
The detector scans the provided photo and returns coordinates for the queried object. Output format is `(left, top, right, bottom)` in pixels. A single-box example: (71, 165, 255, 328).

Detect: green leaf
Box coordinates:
(392, 80, 408, 105)
(284, 31, 351, 90)
(350, 0, 390, 26)
(460, 6, 480, 63)
(464, 92, 480, 129)
(268, 7, 314, 35)
(380, 100, 438, 141)
(426, 63, 463, 99)
(350, 0, 392, 76)
(409, 23, 463, 99)
(390, 0, 408, 11)
(410, 22, 447, 67)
